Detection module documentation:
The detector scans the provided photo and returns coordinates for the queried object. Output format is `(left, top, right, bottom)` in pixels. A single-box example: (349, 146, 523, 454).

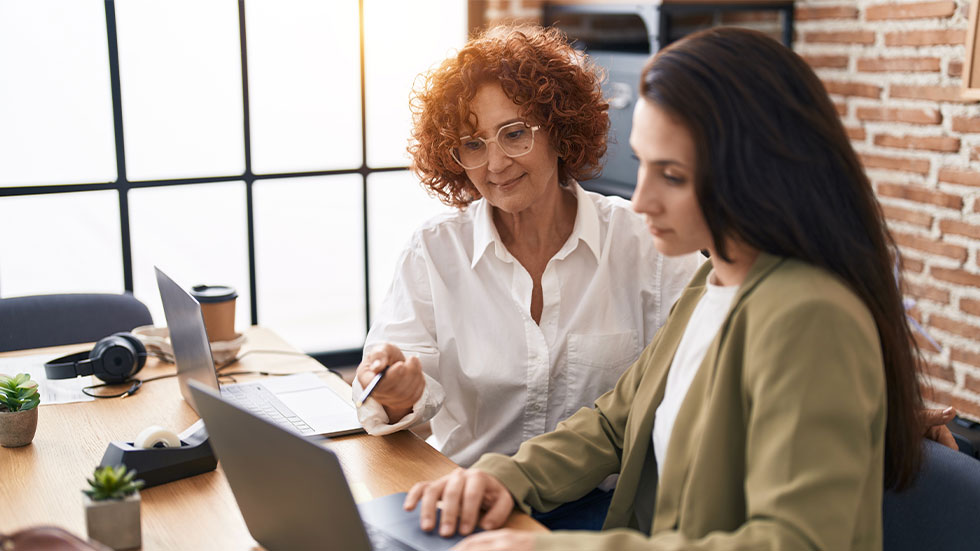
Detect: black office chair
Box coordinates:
(0, 293, 153, 352)
(883, 439, 980, 551)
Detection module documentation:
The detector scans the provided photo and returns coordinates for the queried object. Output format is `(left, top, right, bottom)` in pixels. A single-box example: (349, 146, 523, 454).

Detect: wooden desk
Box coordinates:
(0, 327, 543, 548)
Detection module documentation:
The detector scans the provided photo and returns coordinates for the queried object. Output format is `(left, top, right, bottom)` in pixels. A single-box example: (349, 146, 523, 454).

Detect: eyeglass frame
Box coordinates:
(449, 121, 542, 169)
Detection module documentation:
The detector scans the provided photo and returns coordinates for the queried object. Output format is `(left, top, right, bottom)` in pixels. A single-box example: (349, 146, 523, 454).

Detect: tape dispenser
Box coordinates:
(99, 420, 217, 487)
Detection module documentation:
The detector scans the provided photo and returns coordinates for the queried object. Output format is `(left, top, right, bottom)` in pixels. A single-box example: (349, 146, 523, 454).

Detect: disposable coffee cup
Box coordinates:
(190, 285, 238, 343)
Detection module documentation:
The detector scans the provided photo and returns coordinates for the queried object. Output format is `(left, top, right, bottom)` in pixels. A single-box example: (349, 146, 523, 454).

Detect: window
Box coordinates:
(0, 0, 461, 361)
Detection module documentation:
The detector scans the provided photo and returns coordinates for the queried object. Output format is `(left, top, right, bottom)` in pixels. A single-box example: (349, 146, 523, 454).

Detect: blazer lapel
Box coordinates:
(651, 252, 786, 533)
(606, 263, 710, 530)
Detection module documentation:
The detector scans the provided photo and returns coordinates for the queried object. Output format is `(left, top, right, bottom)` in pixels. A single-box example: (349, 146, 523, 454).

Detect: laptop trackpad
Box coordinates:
(261, 373, 360, 433)
(359, 492, 476, 551)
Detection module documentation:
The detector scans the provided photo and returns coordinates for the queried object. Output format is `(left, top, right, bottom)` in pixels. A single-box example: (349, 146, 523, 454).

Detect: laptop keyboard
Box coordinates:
(364, 523, 417, 551)
(221, 384, 315, 435)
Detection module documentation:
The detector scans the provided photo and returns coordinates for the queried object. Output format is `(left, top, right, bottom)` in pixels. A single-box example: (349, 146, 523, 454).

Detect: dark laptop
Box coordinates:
(187, 380, 470, 551)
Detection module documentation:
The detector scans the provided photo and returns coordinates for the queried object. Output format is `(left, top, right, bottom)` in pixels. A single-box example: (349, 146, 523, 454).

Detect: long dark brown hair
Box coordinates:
(640, 27, 923, 489)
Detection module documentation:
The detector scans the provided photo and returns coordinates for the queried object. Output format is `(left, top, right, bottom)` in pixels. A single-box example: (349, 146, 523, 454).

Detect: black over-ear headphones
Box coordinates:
(44, 332, 147, 385)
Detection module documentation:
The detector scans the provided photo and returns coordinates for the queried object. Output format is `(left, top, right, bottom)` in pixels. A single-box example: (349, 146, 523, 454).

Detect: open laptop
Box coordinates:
(188, 380, 469, 551)
(155, 266, 362, 437)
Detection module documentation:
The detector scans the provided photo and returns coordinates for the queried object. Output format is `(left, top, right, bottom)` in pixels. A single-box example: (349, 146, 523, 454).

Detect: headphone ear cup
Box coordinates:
(89, 333, 144, 384)
(113, 332, 146, 372)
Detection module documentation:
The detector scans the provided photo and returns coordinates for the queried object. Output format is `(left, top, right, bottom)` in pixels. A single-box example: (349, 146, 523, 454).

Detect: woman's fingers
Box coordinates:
(921, 406, 956, 427)
(480, 488, 514, 530)
(457, 471, 488, 535)
(439, 469, 467, 536)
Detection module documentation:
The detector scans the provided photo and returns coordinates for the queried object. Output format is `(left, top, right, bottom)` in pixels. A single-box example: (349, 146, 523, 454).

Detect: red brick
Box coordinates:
(940, 219, 980, 239)
(803, 54, 850, 69)
(952, 347, 980, 367)
(846, 126, 867, 140)
(805, 30, 876, 45)
(873, 134, 960, 152)
(834, 101, 848, 117)
(962, 298, 980, 317)
(877, 182, 963, 209)
(930, 314, 980, 339)
(857, 57, 941, 72)
(932, 267, 980, 287)
(950, 60, 964, 78)
(905, 280, 950, 303)
(938, 167, 980, 187)
(891, 84, 974, 103)
(901, 256, 925, 273)
(972, 147, 980, 162)
(883, 203, 933, 227)
(924, 360, 956, 383)
(894, 232, 968, 260)
(860, 154, 930, 174)
(823, 80, 882, 98)
(797, 5, 859, 20)
(952, 117, 980, 133)
(866, 1, 956, 20)
(857, 106, 941, 125)
(966, 374, 980, 395)
(885, 29, 967, 46)
(921, 384, 953, 406)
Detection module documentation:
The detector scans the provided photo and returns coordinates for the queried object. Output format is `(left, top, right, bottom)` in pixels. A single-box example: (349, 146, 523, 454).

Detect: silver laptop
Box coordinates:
(155, 266, 362, 437)
(188, 380, 469, 551)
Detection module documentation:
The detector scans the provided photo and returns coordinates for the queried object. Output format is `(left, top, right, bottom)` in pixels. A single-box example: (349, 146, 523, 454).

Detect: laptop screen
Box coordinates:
(155, 266, 222, 413)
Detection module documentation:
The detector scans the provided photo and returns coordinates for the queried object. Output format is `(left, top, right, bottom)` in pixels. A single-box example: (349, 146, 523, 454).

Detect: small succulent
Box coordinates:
(0, 373, 40, 412)
(84, 465, 145, 501)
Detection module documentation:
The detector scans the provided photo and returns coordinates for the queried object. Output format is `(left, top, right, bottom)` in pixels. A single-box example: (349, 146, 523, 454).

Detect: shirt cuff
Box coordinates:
(352, 377, 429, 435)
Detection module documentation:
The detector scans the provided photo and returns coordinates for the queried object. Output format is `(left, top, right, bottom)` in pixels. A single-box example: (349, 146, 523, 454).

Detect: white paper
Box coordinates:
(0, 353, 95, 405)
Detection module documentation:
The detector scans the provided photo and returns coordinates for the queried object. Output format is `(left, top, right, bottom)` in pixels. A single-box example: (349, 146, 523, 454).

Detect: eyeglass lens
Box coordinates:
(454, 122, 534, 169)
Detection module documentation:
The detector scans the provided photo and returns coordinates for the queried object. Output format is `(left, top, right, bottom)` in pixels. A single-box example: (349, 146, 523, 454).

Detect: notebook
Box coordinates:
(188, 380, 470, 551)
(155, 266, 362, 437)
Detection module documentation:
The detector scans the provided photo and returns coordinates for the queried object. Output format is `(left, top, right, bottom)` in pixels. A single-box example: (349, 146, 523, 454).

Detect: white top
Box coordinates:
(652, 272, 739, 476)
(355, 181, 702, 467)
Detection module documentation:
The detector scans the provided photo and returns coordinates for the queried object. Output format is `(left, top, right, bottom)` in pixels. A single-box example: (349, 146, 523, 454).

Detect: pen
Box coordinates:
(355, 363, 389, 407)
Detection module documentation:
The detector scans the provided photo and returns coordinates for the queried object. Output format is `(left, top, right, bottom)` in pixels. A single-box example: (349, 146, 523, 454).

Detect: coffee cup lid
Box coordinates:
(190, 285, 238, 303)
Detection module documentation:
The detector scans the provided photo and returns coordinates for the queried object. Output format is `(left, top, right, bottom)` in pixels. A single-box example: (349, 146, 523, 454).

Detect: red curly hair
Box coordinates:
(409, 25, 609, 208)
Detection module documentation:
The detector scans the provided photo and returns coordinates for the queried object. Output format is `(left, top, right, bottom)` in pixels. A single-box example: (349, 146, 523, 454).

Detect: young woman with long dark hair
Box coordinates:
(403, 27, 926, 551)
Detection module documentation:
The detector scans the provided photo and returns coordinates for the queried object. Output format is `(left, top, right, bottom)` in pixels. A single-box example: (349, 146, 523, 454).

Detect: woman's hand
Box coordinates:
(922, 406, 958, 450)
(452, 529, 535, 551)
(404, 468, 515, 538)
(355, 343, 425, 422)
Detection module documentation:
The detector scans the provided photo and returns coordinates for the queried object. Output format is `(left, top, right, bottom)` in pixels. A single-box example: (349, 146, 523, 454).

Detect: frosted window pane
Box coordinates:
(0, 191, 122, 297)
(0, 1, 116, 187)
(115, 1, 244, 181)
(367, 171, 453, 321)
(253, 175, 365, 352)
(246, 0, 361, 174)
(364, 0, 466, 168)
(129, 182, 249, 332)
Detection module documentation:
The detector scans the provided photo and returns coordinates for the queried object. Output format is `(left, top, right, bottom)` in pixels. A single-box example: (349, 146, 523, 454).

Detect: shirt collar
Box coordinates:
(470, 180, 601, 269)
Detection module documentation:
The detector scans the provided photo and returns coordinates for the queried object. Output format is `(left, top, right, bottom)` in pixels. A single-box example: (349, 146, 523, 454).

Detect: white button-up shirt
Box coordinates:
(354, 181, 701, 467)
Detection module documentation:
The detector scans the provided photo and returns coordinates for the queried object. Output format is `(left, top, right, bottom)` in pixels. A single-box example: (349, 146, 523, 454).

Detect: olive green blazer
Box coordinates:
(473, 253, 886, 550)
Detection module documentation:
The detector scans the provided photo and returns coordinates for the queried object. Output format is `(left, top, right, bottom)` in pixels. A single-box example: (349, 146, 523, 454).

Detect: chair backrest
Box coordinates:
(0, 293, 153, 352)
(883, 439, 980, 551)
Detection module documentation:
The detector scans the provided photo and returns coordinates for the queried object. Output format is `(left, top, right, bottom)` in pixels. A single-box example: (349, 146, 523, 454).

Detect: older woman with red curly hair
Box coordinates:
(353, 25, 700, 529)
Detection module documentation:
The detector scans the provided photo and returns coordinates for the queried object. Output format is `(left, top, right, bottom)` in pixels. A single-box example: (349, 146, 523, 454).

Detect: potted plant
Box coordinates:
(83, 465, 145, 550)
(0, 372, 40, 447)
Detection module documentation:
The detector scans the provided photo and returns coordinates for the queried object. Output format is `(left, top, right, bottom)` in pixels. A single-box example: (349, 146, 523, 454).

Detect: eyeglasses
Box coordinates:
(450, 121, 541, 169)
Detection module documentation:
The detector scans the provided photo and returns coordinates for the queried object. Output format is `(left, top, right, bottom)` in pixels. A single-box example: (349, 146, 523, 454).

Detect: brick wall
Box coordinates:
(796, 1, 980, 421)
(474, 0, 980, 421)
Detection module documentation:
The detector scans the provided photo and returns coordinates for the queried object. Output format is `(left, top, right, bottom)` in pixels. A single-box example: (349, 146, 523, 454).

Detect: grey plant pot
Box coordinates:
(84, 491, 142, 550)
(0, 407, 38, 447)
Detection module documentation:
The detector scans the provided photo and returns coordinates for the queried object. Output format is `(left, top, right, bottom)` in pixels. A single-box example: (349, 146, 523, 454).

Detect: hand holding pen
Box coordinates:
(354, 343, 425, 422)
